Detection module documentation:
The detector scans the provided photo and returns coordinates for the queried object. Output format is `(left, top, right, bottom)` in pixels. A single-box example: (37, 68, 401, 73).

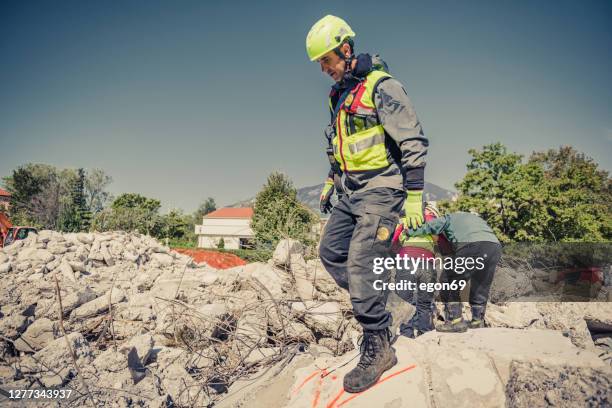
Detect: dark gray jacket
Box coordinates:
(326, 54, 428, 194)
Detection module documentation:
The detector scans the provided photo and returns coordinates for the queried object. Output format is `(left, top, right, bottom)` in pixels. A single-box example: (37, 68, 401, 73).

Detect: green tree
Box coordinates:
(3, 164, 77, 229)
(158, 209, 193, 241)
(251, 172, 316, 248)
(58, 168, 92, 232)
(444, 143, 611, 242)
(194, 197, 217, 221)
(85, 168, 113, 213)
(112, 193, 161, 212)
(75, 168, 93, 230)
(4, 166, 43, 224)
(92, 193, 162, 235)
(529, 146, 611, 241)
(448, 143, 549, 241)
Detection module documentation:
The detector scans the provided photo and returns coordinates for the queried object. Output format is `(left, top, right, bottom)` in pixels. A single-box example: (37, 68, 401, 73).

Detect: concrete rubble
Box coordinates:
(0, 232, 610, 407)
(0, 232, 356, 406)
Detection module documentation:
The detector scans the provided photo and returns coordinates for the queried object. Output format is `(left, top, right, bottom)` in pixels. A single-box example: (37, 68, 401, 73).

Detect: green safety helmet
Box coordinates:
(306, 15, 355, 61)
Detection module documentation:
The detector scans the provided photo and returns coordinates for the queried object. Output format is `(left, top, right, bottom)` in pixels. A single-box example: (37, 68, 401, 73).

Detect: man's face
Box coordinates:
(318, 49, 346, 82)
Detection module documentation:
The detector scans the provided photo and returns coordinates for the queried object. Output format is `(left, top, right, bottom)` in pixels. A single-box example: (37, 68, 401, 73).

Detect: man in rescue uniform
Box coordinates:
(307, 15, 428, 393)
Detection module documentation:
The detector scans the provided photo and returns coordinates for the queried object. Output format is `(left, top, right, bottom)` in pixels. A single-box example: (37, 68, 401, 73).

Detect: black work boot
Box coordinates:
(469, 304, 486, 328)
(343, 328, 398, 393)
(436, 302, 468, 333)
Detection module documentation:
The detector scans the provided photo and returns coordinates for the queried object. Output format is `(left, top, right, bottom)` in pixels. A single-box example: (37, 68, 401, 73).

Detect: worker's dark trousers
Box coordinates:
(395, 265, 436, 335)
(319, 187, 404, 331)
(440, 241, 502, 306)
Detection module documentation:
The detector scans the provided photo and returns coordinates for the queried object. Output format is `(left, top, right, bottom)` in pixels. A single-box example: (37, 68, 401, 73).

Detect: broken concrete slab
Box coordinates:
(0, 313, 31, 340)
(17, 248, 54, 264)
(291, 301, 343, 337)
(0, 262, 11, 274)
(281, 328, 607, 408)
(57, 260, 77, 283)
(27, 332, 92, 387)
(273, 239, 304, 267)
(506, 360, 612, 407)
(249, 262, 288, 299)
(286, 337, 428, 408)
(70, 289, 126, 319)
(13, 318, 58, 352)
(486, 302, 542, 329)
(151, 252, 174, 267)
(119, 333, 155, 366)
(419, 328, 606, 389)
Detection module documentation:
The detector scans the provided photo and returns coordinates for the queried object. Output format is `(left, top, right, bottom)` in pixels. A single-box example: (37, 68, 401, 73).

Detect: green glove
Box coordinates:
(403, 190, 424, 230)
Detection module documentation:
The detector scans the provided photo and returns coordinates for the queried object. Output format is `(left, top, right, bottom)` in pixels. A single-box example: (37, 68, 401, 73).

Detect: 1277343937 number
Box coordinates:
(7, 389, 73, 399)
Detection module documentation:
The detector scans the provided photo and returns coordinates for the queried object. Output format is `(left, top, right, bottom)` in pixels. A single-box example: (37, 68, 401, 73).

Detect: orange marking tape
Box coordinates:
(293, 369, 323, 396)
(325, 389, 346, 408)
(311, 369, 328, 408)
(335, 365, 417, 407)
(296, 364, 417, 408)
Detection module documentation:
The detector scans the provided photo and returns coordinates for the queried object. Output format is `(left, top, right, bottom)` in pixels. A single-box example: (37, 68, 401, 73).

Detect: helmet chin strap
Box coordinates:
(334, 45, 356, 83)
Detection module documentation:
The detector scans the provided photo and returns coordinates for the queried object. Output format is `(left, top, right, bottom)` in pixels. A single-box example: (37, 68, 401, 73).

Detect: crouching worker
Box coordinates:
(391, 211, 437, 338)
(409, 206, 502, 332)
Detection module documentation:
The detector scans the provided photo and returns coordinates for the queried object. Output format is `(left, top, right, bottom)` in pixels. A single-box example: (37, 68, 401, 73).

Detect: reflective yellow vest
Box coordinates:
(399, 232, 435, 253)
(329, 70, 393, 172)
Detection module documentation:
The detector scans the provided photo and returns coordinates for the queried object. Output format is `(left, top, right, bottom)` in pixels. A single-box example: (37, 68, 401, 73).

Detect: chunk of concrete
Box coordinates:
(249, 262, 287, 299)
(506, 360, 612, 407)
(272, 239, 304, 267)
(17, 248, 55, 264)
(291, 301, 342, 337)
(29, 332, 92, 387)
(14, 318, 58, 352)
(485, 302, 542, 329)
(70, 289, 126, 319)
(119, 333, 155, 365)
(58, 260, 77, 283)
(0, 262, 11, 274)
(151, 253, 174, 267)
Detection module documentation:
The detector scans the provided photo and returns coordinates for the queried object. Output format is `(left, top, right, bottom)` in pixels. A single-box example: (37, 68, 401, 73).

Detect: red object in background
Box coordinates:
(172, 248, 247, 269)
(204, 208, 254, 218)
(556, 267, 603, 284)
(0, 212, 38, 248)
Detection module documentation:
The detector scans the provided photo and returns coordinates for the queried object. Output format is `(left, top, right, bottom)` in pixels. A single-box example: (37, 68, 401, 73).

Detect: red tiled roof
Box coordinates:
(0, 188, 11, 197)
(204, 207, 254, 219)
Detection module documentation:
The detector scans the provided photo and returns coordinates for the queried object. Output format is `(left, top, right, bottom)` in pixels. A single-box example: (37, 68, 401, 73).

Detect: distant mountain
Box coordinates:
(229, 182, 456, 213)
(228, 197, 256, 208)
(297, 181, 456, 212)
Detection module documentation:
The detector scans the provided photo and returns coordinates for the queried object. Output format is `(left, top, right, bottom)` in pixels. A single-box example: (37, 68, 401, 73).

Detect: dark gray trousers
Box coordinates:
(440, 241, 502, 306)
(319, 187, 404, 331)
(395, 265, 436, 334)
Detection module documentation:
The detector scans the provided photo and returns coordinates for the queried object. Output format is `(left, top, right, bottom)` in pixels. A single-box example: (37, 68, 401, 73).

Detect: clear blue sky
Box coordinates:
(1, 1, 610, 212)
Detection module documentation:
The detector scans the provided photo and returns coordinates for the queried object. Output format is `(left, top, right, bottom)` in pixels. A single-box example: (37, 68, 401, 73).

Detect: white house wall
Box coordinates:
(195, 217, 253, 249)
(194, 218, 254, 237)
(197, 236, 240, 250)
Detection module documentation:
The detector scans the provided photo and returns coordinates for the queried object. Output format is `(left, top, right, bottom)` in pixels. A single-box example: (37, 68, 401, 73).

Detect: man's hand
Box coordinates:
(320, 179, 335, 214)
(402, 190, 424, 230)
